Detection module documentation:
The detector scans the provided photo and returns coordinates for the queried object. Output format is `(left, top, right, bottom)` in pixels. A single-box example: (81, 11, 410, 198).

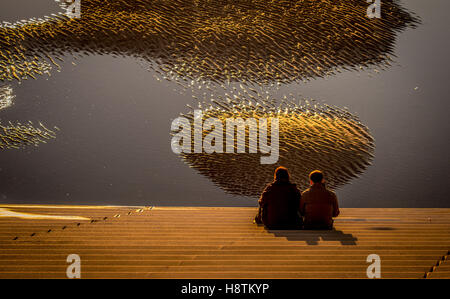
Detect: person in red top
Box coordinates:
(300, 170, 340, 230)
(254, 166, 302, 229)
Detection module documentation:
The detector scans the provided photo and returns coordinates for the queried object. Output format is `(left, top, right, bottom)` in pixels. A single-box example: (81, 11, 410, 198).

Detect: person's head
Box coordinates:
(309, 170, 324, 185)
(274, 166, 290, 182)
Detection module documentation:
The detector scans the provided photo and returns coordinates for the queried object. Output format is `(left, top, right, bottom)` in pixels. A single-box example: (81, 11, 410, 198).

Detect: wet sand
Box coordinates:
(0, 204, 449, 279)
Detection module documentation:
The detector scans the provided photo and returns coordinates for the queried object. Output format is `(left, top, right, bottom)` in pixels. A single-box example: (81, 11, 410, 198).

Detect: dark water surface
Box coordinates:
(0, 0, 448, 207)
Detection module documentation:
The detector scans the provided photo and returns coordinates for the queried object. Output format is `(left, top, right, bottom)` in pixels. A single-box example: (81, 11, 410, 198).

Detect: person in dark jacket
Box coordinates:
(254, 166, 302, 229)
(300, 170, 340, 229)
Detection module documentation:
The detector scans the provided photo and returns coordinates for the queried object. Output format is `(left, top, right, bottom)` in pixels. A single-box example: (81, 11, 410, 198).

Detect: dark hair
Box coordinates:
(309, 170, 323, 183)
(274, 166, 290, 181)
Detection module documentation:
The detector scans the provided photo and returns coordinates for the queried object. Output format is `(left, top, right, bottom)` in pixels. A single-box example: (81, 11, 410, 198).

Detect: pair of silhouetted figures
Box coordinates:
(254, 167, 339, 230)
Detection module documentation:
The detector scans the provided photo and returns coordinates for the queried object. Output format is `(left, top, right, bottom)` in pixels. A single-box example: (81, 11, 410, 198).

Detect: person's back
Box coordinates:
(256, 167, 302, 229)
(300, 170, 339, 229)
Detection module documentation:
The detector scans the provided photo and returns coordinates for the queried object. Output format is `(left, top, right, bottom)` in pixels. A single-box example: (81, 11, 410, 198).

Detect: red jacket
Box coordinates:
(258, 180, 302, 229)
(300, 183, 339, 228)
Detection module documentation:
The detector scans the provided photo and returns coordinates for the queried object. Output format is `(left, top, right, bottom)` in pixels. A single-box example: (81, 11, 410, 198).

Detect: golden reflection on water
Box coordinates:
(175, 94, 375, 197)
(0, 85, 57, 149)
(0, 1, 411, 196)
(0, 0, 418, 84)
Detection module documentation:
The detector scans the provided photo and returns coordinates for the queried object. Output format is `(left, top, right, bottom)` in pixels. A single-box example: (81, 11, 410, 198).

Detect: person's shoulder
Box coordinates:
(288, 183, 301, 191)
(263, 182, 275, 191)
(326, 188, 337, 197)
(301, 187, 311, 196)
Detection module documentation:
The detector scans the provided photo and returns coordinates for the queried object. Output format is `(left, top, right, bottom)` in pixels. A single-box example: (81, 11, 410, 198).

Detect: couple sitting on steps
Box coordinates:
(254, 167, 340, 230)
